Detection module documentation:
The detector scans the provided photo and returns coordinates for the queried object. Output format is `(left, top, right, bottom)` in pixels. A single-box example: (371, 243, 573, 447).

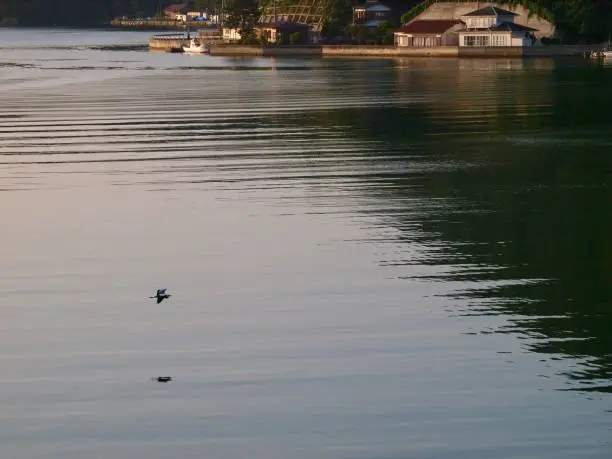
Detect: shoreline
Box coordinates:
(208, 44, 598, 59)
(110, 19, 209, 30)
(148, 37, 599, 58)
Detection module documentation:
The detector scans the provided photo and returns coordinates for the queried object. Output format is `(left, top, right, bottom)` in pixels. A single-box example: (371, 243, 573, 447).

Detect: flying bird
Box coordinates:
(151, 376, 173, 383)
(150, 288, 171, 304)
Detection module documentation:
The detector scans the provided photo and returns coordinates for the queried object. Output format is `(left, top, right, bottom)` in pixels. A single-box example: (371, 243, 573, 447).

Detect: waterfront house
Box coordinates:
(256, 21, 311, 44)
(353, 0, 392, 27)
(222, 22, 313, 44)
(457, 6, 538, 46)
(164, 3, 189, 21)
(222, 27, 242, 42)
(394, 19, 463, 47)
(408, 2, 554, 39)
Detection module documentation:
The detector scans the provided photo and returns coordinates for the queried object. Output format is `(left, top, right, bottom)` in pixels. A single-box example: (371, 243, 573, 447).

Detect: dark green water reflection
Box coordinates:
(291, 58, 612, 393)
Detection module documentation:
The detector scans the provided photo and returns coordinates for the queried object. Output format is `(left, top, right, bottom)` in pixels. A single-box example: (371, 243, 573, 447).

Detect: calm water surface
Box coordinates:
(1, 28, 611, 459)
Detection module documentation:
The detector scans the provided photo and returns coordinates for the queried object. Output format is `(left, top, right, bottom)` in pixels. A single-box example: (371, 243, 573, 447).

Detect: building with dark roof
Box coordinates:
(396, 4, 540, 47)
(461, 6, 518, 17)
(255, 21, 311, 44)
(458, 5, 538, 47)
(409, 2, 555, 39)
(394, 20, 464, 47)
(353, 1, 393, 28)
(222, 21, 316, 44)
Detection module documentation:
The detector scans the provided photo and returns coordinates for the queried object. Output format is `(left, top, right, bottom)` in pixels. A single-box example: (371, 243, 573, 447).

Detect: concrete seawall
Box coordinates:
(206, 44, 594, 58)
(523, 45, 593, 57)
(149, 34, 223, 51)
(149, 34, 190, 51)
(112, 19, 206, 29)
(208, 45, 460, 57)
(458, 47, 523, 58)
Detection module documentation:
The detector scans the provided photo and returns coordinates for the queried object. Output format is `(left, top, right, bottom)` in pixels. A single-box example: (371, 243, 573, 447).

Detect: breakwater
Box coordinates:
(149, 34, 189, 51)
(208, 44, 459, 58)
(149, 30, 223, 52)
(111, 18, 207, 29)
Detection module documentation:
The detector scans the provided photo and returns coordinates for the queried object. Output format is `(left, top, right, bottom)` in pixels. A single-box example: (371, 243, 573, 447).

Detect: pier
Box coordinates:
(149, 28, 223, 52)
(148, 33, 190, 51)
(111, 18, 207, 29)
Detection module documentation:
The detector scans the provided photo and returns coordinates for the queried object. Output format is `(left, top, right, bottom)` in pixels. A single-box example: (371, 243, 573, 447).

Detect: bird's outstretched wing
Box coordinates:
(157, 296, 164, 304)
(157, 288, 167, 295)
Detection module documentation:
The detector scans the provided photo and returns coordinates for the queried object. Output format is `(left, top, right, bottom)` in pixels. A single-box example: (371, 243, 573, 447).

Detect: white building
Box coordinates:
(411, 2, 554, 39)
(458, 6, 538, 47)
(223, 28, 242, 42)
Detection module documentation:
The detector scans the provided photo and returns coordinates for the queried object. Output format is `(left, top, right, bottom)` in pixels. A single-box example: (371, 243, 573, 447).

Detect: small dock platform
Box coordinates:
(149, 33, 189, 52)
(149, 27, 223, 52)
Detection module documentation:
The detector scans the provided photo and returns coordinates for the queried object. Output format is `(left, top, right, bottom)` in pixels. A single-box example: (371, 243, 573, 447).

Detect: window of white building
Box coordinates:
(464, 35, 489, 46)
(491, 35, 508, 46)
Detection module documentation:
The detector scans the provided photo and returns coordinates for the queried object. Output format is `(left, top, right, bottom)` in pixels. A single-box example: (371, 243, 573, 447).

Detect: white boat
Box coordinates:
(182, 38, 208, 54)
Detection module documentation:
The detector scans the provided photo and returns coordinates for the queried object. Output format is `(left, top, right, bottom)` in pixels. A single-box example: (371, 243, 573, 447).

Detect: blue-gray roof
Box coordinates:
(463, 6, 518, 17)
(367, 4, 391, 12)
(491, 21, 538, 32)
(354, 3, 391, 12)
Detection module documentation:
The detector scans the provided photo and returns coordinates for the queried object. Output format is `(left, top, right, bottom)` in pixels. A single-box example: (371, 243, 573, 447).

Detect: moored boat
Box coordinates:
(182, 38, 208, 54)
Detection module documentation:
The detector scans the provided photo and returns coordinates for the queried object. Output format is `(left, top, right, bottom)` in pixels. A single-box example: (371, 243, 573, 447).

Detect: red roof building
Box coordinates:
(164, 3, 189, 20)
(394, 20, 465, 47)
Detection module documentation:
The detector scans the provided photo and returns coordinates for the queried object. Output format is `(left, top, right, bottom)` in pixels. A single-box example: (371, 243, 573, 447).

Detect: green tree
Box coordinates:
(289, 31, 302, 44)
(240, 28, 261, 44)
(0, 0, 14, 22)
(223, 0, 260, 37)
(194, 0, 216, 12)
(345, 24, 367, 43)
(322, 0, 352, 39)
(128, 0, 141, 16)
(375, 20, 395, 45)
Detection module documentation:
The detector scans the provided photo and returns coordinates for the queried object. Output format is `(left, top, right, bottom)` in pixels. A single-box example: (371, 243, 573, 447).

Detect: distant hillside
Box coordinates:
(0, 0, 167, 26)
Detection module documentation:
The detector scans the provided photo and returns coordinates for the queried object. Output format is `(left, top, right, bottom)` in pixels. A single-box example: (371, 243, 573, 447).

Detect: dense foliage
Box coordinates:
(222, 0, 260, 41)
(507, 0, 612, 41)
(0, 0, 157, 26)
(0, 0, 611, 41)
(0, 0, 229, 26)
